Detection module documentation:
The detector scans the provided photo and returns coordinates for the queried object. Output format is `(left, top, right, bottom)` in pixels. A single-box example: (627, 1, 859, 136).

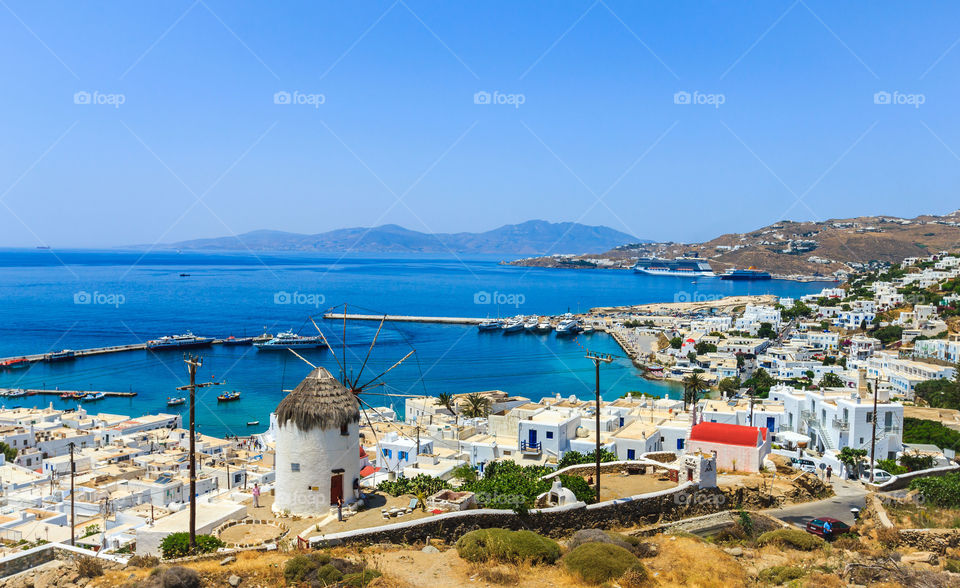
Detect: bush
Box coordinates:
(758, 565, 806, 584)
(283, 553, 331, 584)
(316, 563, 344, 585)
(756, 529, 824, 551)
(343, 569, 382, 587)
(875, 526, 901, 549)
(558, 474, 597, 504)
(128, 554, 160, 568)
(455, 528, 560, 564)
(76, 556, 103, 578)
(556, 449, 618, 469)
(563, 542, 640, 584)
(141, 566, 201, 588)
(567, 529, 633, 551)
(377, 474, 450, 497)
(909, 472, 960, 508)
(945, 558, 960, 573)
(159, 532, 224, 559)
(619, 563, 651, 587)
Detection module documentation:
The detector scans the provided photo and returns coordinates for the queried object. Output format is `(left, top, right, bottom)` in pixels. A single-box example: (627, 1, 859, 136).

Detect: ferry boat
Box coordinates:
(85, 392, 106, 401)
(1, 358, 30, 370)
(501, 318, 524, 333)
(633, 257, 715, 277)
(719, 267, 772, 281)
(477, 319, 502, 332)
(146, 332, 212, 351)
(45, 349, 76, 362)
(167, 397, 186, 407)
(254, 331, 326, 350)
(555, 318, 581, 336)
(217, 390, 241, 402)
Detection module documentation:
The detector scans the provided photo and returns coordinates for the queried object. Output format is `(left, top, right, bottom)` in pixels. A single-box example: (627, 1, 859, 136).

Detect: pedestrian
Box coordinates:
(252, 483, 260, 508)
(826, 465, 833, 482)
(337, 496, 343, 522)
(823, 519, 832, 538)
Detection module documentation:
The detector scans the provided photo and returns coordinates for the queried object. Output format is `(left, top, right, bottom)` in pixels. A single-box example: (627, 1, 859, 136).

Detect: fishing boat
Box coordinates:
(146, 332, 212, 351)
(477, 319, 502, 332)
(60, 391, 85, 400)
(217, 391, 241, 402)
(254, 331, 326, 350)
(85, 392, 106, 401)
(502, 317, 524, 333)
(1, 358, 30, 370)
(246, 420, 260, 426)
(167, 397, 186, 407)
(45, 349, 76, 362)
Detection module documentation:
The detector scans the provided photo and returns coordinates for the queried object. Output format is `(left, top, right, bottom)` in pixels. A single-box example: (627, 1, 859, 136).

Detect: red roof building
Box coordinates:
(689, 422, 767, 447)
(687, 422, 771, 472)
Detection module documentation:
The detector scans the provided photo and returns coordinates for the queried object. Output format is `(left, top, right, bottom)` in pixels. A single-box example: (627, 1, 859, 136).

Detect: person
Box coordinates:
(252, 483, 260, 508)
(337, 496, 344, 522)
(823, 520, 832, 538)
(825, 465, 833, 482)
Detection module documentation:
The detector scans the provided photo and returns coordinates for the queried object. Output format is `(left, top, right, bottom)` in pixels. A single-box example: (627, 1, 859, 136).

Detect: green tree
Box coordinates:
(682, 372, 708, 410)
(436, 392, 455, 415)
(460, 393, 492, 418)
(0, 442, 16, 463)
(743, 368, 777, 398)
(837, 447, 867, 479)
(757, 322, 777, 339)
(818, 372, 845, 389)
(717, 377, 741, 396)
(913, 379, 960, 409)
(669, 336, 682, 349)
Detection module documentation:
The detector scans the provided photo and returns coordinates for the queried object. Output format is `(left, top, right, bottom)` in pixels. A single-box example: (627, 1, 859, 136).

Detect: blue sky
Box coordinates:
(1, 1, 959, 247)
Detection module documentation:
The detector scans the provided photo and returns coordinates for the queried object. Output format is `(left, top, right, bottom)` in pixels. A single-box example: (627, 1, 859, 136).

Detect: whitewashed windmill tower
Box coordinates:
(273, 367, 360, 516)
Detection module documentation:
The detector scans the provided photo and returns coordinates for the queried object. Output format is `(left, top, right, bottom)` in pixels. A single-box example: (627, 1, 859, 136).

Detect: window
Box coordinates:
(866, 411, 873, 423)
(677, 439, 685, 450)
(382, 448, 392, 458)
(545, 431, 554, 439)
(398, 451, 408, 461)
(340, 423, 349, 436)
(627, 449, 636, 460)
(291, 463, 300, 472)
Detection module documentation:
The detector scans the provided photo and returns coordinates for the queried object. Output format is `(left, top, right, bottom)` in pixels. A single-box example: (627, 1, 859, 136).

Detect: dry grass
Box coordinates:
(643, 535, 750, 587)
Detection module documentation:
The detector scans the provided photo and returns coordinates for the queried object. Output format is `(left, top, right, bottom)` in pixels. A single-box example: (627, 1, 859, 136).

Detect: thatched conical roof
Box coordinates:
(275, 367, 360, 432)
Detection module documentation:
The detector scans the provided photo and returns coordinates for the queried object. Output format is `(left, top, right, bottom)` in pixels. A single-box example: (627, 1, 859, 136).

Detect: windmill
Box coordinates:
(283, 303, 425, 474)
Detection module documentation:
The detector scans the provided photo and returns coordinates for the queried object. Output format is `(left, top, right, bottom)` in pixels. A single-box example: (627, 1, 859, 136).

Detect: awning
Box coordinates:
(360, 465, 381, 478)
(776, 431, 811, 444)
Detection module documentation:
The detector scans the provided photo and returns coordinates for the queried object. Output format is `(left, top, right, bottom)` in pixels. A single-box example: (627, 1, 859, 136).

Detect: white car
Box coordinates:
(861, 469, 894, 484)
(791, 458, 817, 474)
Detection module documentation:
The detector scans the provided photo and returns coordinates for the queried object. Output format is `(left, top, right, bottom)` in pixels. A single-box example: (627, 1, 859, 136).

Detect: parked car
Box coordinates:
(791, 458, 817, 474)
(805, 517, 851, 539)
(860, 469, 894, 484)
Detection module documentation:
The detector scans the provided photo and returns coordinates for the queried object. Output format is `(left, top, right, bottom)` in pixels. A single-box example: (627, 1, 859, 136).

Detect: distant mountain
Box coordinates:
(165, 221, 641, 256)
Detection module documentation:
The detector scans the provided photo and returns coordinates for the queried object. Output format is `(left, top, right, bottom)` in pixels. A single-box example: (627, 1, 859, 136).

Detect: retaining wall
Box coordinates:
(865, 463, 960, 492)
(0, 543, 127, 579)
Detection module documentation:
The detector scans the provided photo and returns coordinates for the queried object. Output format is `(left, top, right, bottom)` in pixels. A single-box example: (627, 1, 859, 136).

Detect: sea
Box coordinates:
(0, 249, 830, 437)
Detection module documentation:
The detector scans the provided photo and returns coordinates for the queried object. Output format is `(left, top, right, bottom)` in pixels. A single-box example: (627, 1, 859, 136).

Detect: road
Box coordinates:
(762, 478, 867, 528)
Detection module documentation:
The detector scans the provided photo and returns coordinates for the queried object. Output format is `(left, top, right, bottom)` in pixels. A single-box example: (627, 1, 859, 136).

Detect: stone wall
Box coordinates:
(0, 543, 127, 579)
(309, 482, 728, 547)
(898, 529, 960, 554)
(866, 463, 960, 492)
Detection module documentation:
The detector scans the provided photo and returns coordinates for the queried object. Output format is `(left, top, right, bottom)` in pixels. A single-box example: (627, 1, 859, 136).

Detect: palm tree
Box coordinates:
(436, 392, 455, 416)
(460, 393, 492, 418)
(682, 372, 707, 411)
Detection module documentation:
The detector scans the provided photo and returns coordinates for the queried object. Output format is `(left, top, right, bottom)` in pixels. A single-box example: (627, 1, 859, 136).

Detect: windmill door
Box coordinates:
(330, 473, 344, 505)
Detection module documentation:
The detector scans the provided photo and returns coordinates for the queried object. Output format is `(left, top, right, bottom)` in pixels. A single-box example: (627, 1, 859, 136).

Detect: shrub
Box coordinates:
(128, 554, 160, 568)
(758, 565, 806, 584)
(558, 474, 597, 504)
(455, 528, 560, 564)
(567, 529, 633, 552)
(564, 542, 640, 584)
(343, 569, 382, 587)
(76, 556, 103, 578)
(756, 529, 824, 551)
(159, 532, 224, 559)
(283, 554, 321, 584)
(141, 566, 201, 588)
(478, 565, 519, 584)
(556, 449, 618, 469)
(945, 558, 960, 573)
(619, 563, 651, 587)
(832, 535, 866, 553)
(377, 474, 450, 497)
(875, 526, 901, 548)
(316, 563, 344, 585)
(909, 472, 960, 508)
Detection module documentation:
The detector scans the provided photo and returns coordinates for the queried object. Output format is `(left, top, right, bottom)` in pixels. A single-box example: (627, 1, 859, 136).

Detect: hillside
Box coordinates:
(164, 220, 640, 256)
(510, 210, 960, 278)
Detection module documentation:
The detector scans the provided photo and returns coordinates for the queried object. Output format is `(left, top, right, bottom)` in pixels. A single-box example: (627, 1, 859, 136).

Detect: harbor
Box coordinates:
(0, 388, 137, 398)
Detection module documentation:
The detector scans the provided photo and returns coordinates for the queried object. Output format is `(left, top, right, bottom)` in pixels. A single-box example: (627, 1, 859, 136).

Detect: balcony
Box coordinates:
(520, 440, 541, 454)
(832, 418, 849, 431)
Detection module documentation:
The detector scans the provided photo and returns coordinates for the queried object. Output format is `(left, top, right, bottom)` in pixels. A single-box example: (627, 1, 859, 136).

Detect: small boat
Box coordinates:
(60, 391, 85, 400)
(477, 319, 502, 332)
(246, 420, 260, 426)
(535, 322, 552, 334)
(167, 397, 186, 407)
(254, 331, 326, 350)
(217, 391, 241, 402)
(523, 319, 539, 332)
(179, 273, 191, 277)
(581, 325, 594, 334)
(45, 349, 76, 362)
(4, 389, 28, 398)
(1, 358, 30, 370)
(85, 392, 106, 401)
(502, 318, 524, 333)
(555, 319, 581, 336)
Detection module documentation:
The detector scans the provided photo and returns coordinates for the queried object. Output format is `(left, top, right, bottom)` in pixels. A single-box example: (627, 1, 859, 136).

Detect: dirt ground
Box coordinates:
(595, 471, 677, 500)
(314, 492, 434, 534)
(218, 523, 284, 545)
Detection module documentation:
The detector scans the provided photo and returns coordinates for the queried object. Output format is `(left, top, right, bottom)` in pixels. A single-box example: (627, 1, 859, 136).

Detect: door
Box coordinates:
(528, 429, 538, 447)
(766, 417, 775, 432)
(330, 473, 344, 505)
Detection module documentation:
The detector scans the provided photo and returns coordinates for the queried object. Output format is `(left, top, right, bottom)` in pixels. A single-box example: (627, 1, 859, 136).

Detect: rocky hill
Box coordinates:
(510, 210, 960, 278)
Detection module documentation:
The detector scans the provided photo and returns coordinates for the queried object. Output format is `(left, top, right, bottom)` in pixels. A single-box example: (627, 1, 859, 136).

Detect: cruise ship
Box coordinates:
(719, 267, 772, 281)
(146, 333, 212, 350)
(254, 330, 327, 350)
(633, 257, 715, 277)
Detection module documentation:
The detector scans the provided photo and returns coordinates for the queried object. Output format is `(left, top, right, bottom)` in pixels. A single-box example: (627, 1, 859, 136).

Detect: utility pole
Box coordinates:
(68, 442, 75, 546)
(870, 377, 879, 483)
(586, 351, 614, 502)
(176, 355, 221, 552)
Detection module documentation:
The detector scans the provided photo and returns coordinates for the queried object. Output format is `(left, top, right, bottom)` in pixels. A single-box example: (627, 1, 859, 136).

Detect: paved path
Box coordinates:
(762, 478, 867, 527)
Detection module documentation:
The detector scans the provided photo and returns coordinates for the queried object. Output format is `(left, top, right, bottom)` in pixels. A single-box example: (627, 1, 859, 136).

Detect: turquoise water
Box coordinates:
(0, 250, 829, 437)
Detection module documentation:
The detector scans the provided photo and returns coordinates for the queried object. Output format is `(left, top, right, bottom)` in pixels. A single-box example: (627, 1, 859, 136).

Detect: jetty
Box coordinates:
(0, 388, 137, 398)
(322, 313, 487, 325)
